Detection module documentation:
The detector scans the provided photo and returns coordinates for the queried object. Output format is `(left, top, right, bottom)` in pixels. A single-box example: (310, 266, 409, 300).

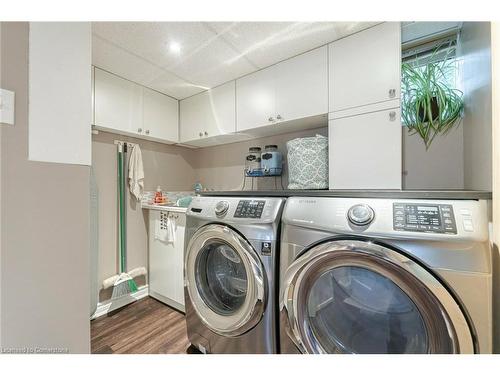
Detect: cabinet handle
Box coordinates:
(204, 131, 208, 136)
(389, 111, 397, 121)
(268, 117, 275, 122)
(276, 114, 282, 120)
(145, 129, 150, 135)
(389, 89, 396, 98)
(138, 128, 143, 133)
(199, 132, 203, 137)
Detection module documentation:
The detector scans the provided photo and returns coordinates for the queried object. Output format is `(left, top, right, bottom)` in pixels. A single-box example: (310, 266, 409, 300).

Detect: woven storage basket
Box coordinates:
(286, 134, 328, 189)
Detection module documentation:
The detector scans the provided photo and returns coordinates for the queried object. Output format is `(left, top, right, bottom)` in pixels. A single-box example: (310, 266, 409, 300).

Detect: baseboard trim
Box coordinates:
(149, 290, 185, 313)
(91, 285, 149, 320)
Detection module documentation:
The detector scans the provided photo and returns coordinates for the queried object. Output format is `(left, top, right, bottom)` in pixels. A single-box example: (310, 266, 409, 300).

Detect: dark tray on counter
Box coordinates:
(200, 189, 492, 200)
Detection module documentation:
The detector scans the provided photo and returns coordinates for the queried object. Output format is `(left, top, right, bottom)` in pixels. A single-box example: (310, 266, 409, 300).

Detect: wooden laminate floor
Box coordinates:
(91, 297, 190, 354)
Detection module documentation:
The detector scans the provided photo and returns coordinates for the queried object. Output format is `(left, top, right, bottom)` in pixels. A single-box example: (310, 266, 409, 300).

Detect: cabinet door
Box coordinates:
(275, 46, 328, 122)
(143, 87, 179, 142)
(236, 67, 276, 132)
(174, 214, 186, 306)
(94, 68, 142, 133)
(180, 81, 236, 143)
(91, 66, 95, 126)
(329, 22, 401, 112)
(148, 210, 185, 311)
(329, 108, 402, 189)
(149, 210, 164, 297)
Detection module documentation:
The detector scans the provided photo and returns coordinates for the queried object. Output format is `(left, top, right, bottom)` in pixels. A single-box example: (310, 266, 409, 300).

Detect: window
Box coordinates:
(401, 35, 462, 127)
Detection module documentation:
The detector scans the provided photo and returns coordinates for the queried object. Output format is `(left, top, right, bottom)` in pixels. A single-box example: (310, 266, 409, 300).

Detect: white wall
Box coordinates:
(28, 22, 92, 166)
(460, 22, 493, 191)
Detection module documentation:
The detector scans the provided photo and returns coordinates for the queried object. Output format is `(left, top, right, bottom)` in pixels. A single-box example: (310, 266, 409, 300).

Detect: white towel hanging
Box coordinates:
(154, 212, 176, 244)
(128, 144, 144, 201)
(154, 215, 168, 242)
(166, 215, 177, 244)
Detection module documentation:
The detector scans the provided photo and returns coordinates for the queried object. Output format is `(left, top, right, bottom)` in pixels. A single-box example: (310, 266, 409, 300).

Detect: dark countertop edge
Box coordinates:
(199, 190, 493, 200)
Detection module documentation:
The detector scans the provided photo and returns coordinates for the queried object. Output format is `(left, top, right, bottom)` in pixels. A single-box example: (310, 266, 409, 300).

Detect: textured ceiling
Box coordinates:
(92, 22, 379, 99)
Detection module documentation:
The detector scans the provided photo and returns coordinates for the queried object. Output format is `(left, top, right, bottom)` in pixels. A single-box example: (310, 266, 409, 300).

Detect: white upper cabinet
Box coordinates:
(329, 22, 401, 113)
(93, 67, 179, 143)
(275, 45, 328, 122)
(91, 67, 95, 126)
(94, 68, 142, 133)
(329, 107, 402, 189)
(180, 81, 236, 143)
(328, 22, 402, 189)
(29, 22, 92, 166)
(237, 46, 328, 132)
(236, 67, 276, 132)
(143, 87, 178, 143)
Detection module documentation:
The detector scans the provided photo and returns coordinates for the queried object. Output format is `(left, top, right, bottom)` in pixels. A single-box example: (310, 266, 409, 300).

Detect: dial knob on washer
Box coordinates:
(347, 204, 375, 226)
(215, 201, 229, 217)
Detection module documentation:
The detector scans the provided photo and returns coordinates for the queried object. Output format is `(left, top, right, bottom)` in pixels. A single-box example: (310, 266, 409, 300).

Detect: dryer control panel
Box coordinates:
(234, 200, 266, 218)
(393, 203, 457, 234)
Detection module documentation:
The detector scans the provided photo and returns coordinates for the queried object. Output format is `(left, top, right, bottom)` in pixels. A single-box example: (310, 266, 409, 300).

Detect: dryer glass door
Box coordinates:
(196, 239, 248, 315)
(282, 240, 474, 354)
(307, 265, 427, 353)
(186, 224, 266, 337)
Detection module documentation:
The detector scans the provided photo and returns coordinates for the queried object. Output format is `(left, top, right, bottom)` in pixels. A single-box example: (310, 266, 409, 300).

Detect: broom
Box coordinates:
(108, 142, 143, 299)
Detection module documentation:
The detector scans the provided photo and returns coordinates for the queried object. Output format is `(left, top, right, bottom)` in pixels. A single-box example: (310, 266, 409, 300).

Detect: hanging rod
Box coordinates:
(114, 140, 137, 148)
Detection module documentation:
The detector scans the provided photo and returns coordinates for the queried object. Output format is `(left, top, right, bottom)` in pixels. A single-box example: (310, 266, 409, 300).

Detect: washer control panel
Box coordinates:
(393, 203, 457, 234)
(234, 200, 265, 218)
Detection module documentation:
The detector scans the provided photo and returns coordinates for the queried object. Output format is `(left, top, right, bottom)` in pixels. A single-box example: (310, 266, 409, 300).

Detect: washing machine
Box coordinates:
(184, 196, 285, 353)
(279, 196, 492, 354)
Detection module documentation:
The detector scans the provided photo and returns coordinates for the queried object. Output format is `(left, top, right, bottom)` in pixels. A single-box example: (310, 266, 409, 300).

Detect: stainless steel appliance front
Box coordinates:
(184, 196, 284, 354)
(185, 224, 266, 337)
(280, 197, 492, 354)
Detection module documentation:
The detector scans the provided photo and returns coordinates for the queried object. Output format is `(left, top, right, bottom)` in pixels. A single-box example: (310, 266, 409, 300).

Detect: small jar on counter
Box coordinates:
(261, 145, 283, 176)
(245, 147, 262, 176)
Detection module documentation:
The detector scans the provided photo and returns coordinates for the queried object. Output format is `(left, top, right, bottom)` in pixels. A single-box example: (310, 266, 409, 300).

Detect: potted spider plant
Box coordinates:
(401, 43, 464, 149)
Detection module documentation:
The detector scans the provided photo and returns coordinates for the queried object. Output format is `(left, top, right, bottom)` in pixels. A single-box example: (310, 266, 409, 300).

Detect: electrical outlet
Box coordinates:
(0, 88, 15, 125)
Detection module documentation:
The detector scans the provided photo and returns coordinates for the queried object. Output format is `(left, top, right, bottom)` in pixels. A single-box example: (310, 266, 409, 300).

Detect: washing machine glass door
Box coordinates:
(186, 224, 266, 337)
(282, 240, 474, 354)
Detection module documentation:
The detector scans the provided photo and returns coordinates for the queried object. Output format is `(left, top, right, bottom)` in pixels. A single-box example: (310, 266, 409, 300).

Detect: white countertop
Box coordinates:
(141, 202, 188, 213)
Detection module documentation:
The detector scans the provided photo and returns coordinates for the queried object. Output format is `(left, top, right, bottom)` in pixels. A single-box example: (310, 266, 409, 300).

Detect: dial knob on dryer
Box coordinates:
(215, 201, 229, 217)
(347, 204, 375, 226)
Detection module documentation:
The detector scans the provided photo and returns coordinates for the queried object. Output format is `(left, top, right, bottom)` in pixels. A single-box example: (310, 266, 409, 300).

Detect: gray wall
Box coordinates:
(193, 127, 328, 191)
(403, 125, 464, 189)
(0, 21, 3, 347)
(403, 22, 492, 191)
(0, 22, 90, 353)
(92, 127, 327, 298)
(460, 22, 493, 191)
(491, 21, 499, 354)
(92, 131, 196, 300)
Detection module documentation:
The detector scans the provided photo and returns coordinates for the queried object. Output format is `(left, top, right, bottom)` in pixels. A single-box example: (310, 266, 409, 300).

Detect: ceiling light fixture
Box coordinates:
(169, 42, 181, 54)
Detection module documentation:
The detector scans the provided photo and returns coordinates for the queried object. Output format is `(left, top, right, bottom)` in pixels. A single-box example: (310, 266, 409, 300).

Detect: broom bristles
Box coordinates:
(110, 273, 138, 299)
(111, 280, 132, 299)
(127, 278, 138, 293)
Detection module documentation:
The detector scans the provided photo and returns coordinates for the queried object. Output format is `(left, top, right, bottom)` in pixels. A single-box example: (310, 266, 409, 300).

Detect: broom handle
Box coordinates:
(122, 143, 128, 272)
(117, 145, 126, 274)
